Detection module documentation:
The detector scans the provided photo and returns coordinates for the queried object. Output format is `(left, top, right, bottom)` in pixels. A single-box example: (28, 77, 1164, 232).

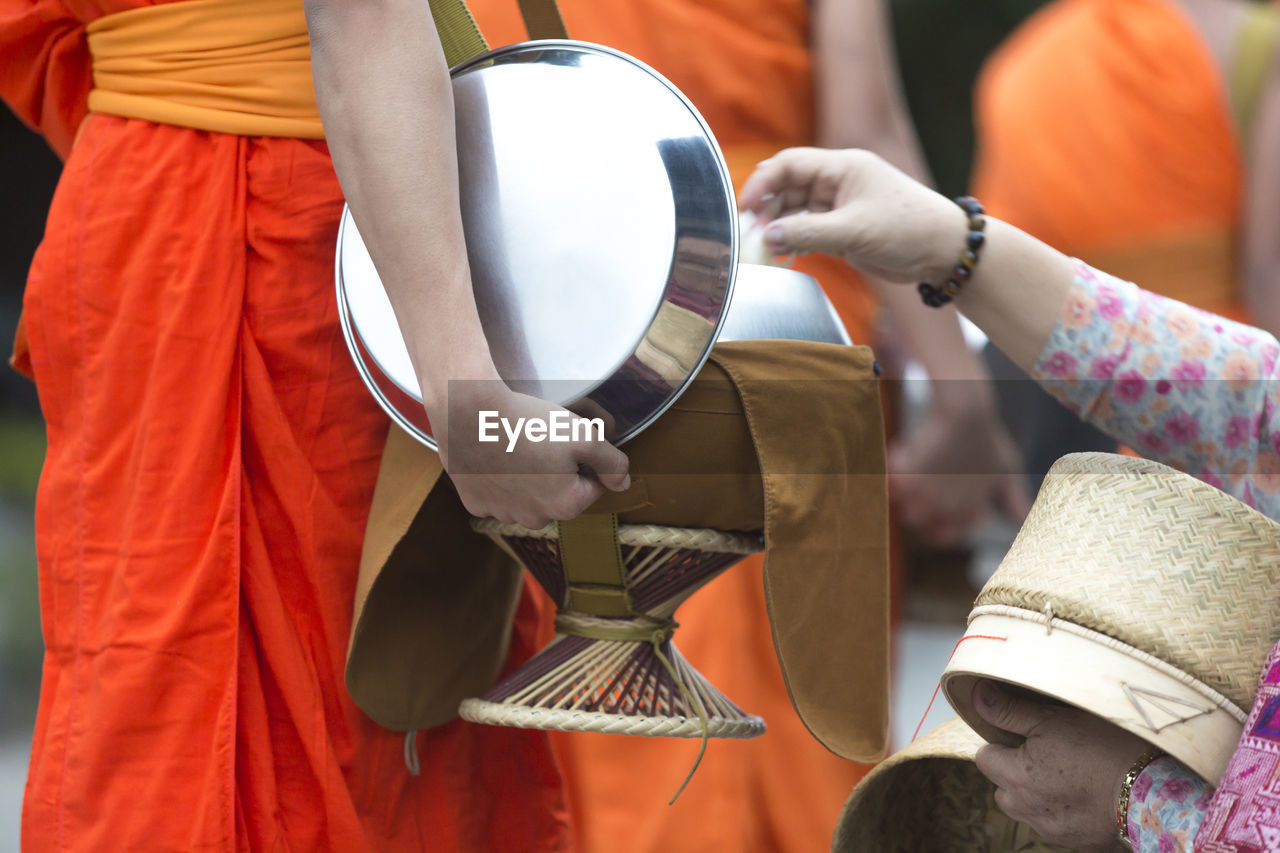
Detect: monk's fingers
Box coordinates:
(576, 440, 630, 493)
(546, 476, 608, 522)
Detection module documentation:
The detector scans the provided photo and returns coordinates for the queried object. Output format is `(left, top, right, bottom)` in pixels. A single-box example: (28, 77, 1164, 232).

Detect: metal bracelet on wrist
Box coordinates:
(1116, 748, 1166, 850)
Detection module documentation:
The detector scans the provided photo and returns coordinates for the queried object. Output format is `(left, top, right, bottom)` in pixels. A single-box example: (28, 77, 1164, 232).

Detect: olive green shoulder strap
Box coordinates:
(427, 0, 566, 67)
(1229, 2, 1280, 146)
(515, 0, 568, 42)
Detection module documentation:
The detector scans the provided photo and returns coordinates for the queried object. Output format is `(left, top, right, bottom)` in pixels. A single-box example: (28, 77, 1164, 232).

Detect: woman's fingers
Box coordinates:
(740, 147, 844, 215)
(972, 679, 1050, 738)
(974, 742, 1022, 789)
(763, 209, 860, 257)
(992, 786, 1021, 819)
(973, 690, 1157, 848)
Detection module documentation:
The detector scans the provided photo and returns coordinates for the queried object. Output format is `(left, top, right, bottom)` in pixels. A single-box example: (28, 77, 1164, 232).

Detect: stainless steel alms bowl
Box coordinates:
(336, 40, 848, 449)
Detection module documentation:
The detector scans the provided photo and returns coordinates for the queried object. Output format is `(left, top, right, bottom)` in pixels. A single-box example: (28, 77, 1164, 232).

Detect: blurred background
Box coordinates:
(0, 102, 58, 847)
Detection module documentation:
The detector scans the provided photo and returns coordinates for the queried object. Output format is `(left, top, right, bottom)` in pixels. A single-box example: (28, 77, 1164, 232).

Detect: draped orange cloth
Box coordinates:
(972, 0, 1245, 318)
(469, 3, 876, 851)
(1, 1, 571, 849)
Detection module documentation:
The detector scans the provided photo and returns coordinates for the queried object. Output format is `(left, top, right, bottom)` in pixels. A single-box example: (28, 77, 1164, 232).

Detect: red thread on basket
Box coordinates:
(910, 633, 1008, 742)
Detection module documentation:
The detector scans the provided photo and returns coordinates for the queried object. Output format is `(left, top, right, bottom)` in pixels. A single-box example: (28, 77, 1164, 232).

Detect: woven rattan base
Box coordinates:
(458, 699, 765, 738)
(462, 516, 767, 741)
(459, 629, 766, 739)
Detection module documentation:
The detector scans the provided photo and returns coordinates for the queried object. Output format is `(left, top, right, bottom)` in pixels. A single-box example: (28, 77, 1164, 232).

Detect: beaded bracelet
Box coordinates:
(917, 196, 987, 308)
(1116, 748, 1166, 850)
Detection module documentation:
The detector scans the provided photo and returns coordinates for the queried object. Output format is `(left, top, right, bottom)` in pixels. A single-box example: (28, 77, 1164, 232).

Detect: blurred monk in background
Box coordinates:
(966, 0, 1280, 487)
(975, 0, 1280, 327)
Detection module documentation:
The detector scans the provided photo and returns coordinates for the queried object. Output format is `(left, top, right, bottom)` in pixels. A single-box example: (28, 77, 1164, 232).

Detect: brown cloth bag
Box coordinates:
(345, 339, 890, 762)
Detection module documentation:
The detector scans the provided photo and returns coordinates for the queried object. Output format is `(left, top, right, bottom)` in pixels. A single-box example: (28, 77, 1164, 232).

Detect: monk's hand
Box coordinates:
(972, 679, 1151, 853)
(739, 147, 965, 285)
(434, 384, 630, 530)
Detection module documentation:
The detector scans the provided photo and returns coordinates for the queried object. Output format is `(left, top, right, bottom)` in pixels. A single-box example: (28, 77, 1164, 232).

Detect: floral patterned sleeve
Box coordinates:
(1029, 261, 1280, 850)
(1031, 260, 1280, 518)
(1124, 757, 1213, 852)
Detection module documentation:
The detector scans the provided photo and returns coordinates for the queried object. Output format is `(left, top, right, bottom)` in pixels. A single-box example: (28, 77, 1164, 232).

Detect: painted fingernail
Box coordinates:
(764, 224, 786, 250)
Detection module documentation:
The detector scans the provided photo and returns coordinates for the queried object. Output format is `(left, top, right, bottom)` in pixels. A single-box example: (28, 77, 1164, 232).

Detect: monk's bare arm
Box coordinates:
(304, 0, 630, 527)
(812, 0, 991, 395)
(305, 0, 501, 420)
(812, 2, 1026, 534)
(813, 0, 929, 182)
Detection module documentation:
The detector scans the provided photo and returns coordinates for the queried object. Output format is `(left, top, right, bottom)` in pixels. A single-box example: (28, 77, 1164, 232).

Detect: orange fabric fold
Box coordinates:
(1, 0, 571, 848)
(17, 112, 570, 852)
(9, 311, 31, 379)
(973, 0, 1243, 314)
(86, 0, 323, 138)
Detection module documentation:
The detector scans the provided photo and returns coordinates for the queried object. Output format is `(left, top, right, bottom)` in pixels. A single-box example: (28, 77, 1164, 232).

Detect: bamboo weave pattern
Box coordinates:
(976, 453, 1280, 712)
(833, 719, 1065, 852)
(459, 518, 766, 738)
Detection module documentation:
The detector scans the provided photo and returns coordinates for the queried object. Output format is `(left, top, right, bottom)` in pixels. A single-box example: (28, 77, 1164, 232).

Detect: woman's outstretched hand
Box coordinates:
(972, 679, 1151, 852)
(739, 148, 967, 285)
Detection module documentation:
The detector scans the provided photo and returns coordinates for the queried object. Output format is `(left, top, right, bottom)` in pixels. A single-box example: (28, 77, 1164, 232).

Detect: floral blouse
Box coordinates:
(1029, 262, 1280, 852)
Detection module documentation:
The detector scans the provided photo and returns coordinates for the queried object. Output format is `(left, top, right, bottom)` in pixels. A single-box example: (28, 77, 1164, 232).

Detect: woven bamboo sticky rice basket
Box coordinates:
(832, 718, 1065, 852)
(943, 452, 1280, 783)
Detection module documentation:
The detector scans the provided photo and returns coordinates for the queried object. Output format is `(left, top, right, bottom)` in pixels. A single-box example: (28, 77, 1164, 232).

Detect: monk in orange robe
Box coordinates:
(970, 0, 1280, 481)
(0, 0, 577, 849)
(973, 0, 1280, 326)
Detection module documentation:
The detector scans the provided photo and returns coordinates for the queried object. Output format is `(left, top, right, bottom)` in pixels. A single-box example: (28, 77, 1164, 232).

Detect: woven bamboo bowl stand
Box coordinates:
(459, 515, 767, 739)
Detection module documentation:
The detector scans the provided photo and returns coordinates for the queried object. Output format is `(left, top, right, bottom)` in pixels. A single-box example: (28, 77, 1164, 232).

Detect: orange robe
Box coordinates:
(1, 1, 570, 849)
(973, 0, 1245, 318)
(468, 3, 876, 851)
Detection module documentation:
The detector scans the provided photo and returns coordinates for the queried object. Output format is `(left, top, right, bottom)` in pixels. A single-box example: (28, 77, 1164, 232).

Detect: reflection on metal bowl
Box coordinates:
(336, 40, 847, 449)
(719, 265, 850, 346)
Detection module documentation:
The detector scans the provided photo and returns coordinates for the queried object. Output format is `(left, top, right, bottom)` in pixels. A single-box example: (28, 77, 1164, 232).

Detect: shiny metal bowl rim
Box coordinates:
(336, 39, 739, 450)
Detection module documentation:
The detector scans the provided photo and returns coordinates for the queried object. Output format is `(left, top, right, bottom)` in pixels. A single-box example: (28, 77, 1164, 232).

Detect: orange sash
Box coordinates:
(86, 0, 323, 138)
